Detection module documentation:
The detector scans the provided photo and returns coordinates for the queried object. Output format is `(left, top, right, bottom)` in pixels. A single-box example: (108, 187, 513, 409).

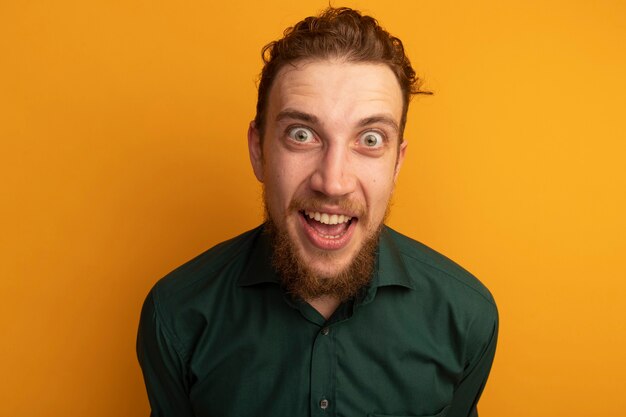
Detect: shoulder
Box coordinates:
(382, 227, 498, 358)
(152, 225, 263, 299)
(383, 226, 496, 311)
(144, 226, 264, 355)
(384, 226, 495, 305)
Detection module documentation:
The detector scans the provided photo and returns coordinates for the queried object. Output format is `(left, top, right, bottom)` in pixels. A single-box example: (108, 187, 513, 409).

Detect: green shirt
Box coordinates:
(137, 225, 498, 417)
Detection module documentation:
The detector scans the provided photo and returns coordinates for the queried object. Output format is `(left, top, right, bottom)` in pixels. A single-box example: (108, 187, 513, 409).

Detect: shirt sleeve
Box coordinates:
(446, 305, 499, 417)
(136, 289, 196, 417)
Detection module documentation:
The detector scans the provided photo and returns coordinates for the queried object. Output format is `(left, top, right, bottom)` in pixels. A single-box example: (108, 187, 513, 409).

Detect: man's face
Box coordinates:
(249, 59, 407, 291)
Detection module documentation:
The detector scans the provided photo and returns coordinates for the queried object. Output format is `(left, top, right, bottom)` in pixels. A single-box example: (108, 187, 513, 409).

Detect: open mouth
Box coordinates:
(298, 210, 358, 249)
(302, 210, 353, 238)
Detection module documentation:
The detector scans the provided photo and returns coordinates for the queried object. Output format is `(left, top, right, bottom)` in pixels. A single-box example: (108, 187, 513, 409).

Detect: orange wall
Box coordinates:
(1, 1, 625, 416)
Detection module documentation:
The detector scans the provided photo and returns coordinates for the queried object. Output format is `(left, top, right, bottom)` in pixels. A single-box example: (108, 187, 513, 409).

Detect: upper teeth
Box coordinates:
(304, 211, 352, 225)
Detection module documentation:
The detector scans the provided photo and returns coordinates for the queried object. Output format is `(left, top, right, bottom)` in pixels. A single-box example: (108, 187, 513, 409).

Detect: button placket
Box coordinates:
(310, 325, 335, 416)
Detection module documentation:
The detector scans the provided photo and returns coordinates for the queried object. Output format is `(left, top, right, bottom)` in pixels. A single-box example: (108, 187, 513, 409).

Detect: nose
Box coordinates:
(309, 144, 357, 197)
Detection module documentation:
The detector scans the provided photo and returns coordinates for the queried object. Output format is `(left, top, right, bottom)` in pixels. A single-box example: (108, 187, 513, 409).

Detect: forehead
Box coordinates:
(267, 60, 403, 125)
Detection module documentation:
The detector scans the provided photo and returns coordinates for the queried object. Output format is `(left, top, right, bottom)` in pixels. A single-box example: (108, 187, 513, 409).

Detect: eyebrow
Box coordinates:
(358, 115, 399, 133)
(276, 109, 399, 133)
(276, 109, 319, 124)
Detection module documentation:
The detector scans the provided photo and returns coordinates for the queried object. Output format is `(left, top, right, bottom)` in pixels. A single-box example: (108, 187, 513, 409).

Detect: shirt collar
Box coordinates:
(238, 224, 415, 293)
(238, 226, 281, 286)
(374, 226, 415, 289)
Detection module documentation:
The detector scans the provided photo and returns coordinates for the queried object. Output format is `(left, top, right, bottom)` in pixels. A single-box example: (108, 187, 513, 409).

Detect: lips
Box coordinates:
(299, 210, 357, 250)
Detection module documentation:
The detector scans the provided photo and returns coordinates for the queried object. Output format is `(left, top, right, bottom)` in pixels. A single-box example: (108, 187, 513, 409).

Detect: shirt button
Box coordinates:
(321, 327, 330, 335)
(319, 399, 329, 409)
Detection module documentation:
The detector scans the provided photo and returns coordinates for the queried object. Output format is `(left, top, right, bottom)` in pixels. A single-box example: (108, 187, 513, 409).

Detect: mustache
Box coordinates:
(288, 195, 366, 219)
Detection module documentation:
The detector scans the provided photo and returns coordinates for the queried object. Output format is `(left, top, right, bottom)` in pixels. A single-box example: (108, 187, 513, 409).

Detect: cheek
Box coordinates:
(273, 154, 315, 187)
(359, 161, 397, 193)
(265, 161, 304, 207)
(360, 166, 397, 217)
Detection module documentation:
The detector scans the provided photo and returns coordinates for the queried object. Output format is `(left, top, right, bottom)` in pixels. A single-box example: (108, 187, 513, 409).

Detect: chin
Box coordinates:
(307, 257, 352, 279)
(297, 241, 358, 274)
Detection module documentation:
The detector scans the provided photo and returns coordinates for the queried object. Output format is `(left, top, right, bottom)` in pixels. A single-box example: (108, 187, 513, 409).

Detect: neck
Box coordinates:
(307, 295, 341, 320)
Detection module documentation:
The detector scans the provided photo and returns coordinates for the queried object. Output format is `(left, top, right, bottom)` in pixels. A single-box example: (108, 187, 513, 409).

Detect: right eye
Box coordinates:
(287, 126, 315, 143)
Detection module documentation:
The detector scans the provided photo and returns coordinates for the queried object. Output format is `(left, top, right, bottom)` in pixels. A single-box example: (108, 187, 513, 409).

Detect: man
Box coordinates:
(137, 7, 498, 417)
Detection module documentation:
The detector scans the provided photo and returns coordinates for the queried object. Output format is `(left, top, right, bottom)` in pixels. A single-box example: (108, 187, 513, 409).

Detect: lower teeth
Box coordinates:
(321, 234, 340, 239)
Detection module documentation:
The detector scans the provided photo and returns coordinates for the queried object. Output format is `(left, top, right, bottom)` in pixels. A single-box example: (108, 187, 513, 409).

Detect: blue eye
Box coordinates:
(359, 131, 384, 148)
(288, 127, 314, 143)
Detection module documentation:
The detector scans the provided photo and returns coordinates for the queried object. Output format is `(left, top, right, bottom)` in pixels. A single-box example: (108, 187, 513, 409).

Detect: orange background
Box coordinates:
(1, 1, 625, 416)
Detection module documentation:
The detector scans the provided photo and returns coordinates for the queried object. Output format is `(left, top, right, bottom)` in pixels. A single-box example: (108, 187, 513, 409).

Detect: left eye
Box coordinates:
(359, 131, 384, 148)
(287, 126, 315, 143)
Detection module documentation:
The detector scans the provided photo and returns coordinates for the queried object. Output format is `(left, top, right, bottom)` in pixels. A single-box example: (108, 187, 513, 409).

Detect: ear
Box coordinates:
(248, 121, 265, 182)
(393, 140, 408, 182)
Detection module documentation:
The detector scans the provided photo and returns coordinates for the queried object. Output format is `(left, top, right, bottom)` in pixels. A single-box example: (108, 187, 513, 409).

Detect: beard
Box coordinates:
(263, 191, 389, 303)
